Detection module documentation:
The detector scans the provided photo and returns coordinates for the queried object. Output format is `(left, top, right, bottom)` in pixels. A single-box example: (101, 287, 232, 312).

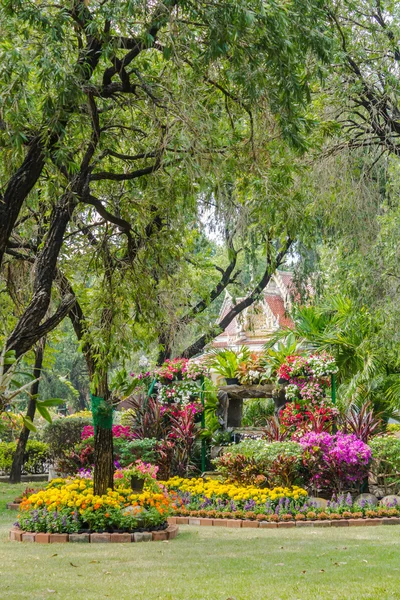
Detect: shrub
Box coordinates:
(387, 423, 400, 433)
(300, 432, 371, 494)
(55, 438, 94, 475)
(44, 417, 92, 460)
(56, 433, 158, 475)
(0, 440, 50, 474)
(116, 438, 157, 466)
(212, 452, 260, 485)
(369, 436, 400, 495)
(214, 440, 304, 487)
(0, 412, 23, 442)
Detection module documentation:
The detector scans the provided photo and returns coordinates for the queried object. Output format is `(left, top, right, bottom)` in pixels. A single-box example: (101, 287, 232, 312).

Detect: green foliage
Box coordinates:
(387, 424, 400, 434)
(369, 436, 400, 495)
(115, 438, 157, 467)
(270, 298, 400, 413)
(43, 417, 92, 460)
(0, 412, 23, 442)
(262, 333, 303, 375)
(0, 440, 49, 474)
(0, 0, 337, 408)
(242, 399, 275, 427)
(207, 347, 250, 379)
(0, 347, 38, 414)
(214, 439, 304, 487)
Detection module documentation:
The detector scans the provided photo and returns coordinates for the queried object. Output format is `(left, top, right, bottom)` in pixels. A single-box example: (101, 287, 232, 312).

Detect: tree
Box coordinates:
(9, 337, 46, 483)
(1, 0, 332, 494)
(326, 0, 400, 157)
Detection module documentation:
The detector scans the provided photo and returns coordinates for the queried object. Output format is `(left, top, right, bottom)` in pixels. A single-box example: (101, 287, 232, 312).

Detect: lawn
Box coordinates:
(1, 483, 400, 600)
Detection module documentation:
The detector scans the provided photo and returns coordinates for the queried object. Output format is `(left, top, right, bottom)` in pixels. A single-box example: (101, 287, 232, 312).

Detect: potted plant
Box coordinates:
(116, 460, 160, 493)
(207, 347, 250, 385)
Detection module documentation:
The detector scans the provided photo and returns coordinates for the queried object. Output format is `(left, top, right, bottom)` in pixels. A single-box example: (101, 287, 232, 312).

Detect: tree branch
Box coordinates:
(181, 238, 292, 358)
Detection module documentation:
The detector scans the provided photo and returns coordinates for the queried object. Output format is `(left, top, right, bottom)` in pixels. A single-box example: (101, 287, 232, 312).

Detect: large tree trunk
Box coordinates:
(93, 426, 114, 495)
(9, 338, 46, 484)
(62, 274, 115, 495)
(92, 372, 114, 496)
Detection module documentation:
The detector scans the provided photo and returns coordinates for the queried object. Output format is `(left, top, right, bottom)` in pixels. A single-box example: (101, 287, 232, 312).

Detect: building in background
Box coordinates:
(212, 270, 294, 352)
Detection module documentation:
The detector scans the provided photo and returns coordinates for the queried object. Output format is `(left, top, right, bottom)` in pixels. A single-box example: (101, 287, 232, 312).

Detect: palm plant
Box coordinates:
(242, 398, 275, 427)
(261, 333, 303, 377)
(207, 346, 251, 381)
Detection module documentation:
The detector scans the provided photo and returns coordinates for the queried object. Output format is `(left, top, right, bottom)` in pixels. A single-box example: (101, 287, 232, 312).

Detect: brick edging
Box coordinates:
(9, 525, 179, 543)
(167, 516, 400, 529)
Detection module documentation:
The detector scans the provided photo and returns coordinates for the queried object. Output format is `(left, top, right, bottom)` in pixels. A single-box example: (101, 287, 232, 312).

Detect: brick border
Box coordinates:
(167, 516, 400, 529)
(9, 525, 179, 543)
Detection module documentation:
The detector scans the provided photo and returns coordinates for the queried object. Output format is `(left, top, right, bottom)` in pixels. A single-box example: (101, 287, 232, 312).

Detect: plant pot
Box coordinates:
(225, 377, 239, 385)
(131, 476, 145, 493)
(194, 412, 203, 424)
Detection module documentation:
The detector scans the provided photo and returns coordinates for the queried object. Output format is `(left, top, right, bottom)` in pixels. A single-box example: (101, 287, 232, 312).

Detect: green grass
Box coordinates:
(1, 483, 400, 599)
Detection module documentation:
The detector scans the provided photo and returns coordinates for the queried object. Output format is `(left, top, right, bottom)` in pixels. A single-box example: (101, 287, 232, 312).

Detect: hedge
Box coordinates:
(0, 441, 50, 475)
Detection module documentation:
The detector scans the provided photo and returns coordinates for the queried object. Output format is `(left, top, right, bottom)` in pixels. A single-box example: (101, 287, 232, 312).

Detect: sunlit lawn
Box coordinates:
(1, 482, 400, 599)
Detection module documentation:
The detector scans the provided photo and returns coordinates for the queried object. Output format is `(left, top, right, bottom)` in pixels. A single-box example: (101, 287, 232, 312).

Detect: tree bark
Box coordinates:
(0, 139, 45, 269)
(7, 186, 80, 358)
(64, 283, 114, 495)
(9, 337, 46, 484)
(93, 425, 114, 495)
(92, 372, 114, 496)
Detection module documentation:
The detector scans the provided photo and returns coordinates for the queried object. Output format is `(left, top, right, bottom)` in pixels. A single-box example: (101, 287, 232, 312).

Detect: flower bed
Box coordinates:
(162, 477, 400, 523)
(162, 477, 308, 518)
(15, 476, 178, 535)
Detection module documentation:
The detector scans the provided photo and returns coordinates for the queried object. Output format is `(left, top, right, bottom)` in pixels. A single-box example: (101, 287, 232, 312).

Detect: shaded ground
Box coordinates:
(1, 483, 399, 600)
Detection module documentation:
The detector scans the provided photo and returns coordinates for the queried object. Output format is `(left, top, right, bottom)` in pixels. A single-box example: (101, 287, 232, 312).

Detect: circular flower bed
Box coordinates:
(16, 477, 178, 535)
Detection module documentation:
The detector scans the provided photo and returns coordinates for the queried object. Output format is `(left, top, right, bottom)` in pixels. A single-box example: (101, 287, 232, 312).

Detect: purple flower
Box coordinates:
(244, 499, 256, 511)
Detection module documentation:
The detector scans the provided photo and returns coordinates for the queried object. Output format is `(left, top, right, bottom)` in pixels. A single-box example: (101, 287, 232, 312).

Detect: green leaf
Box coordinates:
(162, 46, 172, 60)
(37, 398, 65, 407)
(23, 416, 37, 432)
(36, 404, 52, 423)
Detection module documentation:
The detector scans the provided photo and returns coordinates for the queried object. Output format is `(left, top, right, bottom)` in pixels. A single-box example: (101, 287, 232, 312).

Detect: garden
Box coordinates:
(2, 0, 400, 597)
(6, 349, 400, 542)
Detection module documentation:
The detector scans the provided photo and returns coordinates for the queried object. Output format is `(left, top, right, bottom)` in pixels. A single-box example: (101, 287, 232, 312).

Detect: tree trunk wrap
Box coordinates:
(91, 394, 114, 495)
(91, 395, 113, 433)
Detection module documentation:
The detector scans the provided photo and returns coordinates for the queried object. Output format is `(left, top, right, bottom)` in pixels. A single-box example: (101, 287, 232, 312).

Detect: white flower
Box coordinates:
(138, 355, 150, 369)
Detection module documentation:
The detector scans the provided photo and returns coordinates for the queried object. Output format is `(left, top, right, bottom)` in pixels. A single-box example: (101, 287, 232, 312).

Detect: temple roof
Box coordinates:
(212, 270, 294, 350)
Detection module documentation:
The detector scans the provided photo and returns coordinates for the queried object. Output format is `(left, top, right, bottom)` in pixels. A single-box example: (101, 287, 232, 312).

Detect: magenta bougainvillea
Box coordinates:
(299, 432, 371, 493)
